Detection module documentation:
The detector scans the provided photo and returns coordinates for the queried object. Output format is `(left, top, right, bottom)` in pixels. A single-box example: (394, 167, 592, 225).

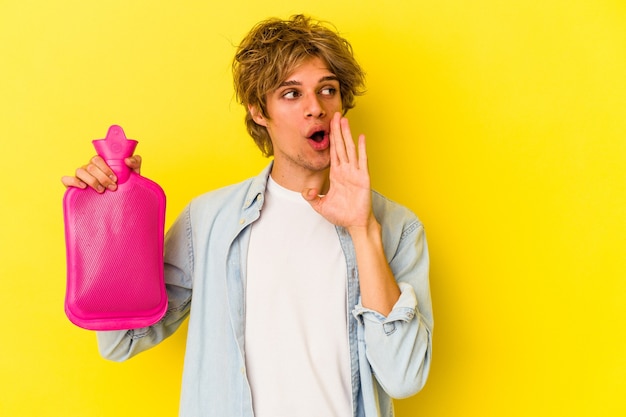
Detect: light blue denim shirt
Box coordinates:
(97, 163, 433, 417)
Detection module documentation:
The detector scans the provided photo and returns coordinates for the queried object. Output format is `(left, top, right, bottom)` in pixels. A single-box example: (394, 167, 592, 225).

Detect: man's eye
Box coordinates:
(320, 87, 337, 96)
(283, 91, 300, 99)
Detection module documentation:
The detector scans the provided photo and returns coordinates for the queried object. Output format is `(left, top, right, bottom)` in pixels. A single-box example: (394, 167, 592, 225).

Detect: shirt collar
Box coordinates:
(242, 161, 273, 210)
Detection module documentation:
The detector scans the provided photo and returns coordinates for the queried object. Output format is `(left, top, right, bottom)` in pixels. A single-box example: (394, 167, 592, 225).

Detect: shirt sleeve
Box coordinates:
(352, 220, 433, 399)
(97, 205, 194, 362)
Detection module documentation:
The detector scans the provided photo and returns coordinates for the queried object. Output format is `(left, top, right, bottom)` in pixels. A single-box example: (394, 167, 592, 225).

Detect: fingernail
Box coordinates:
(97, 185, 105, 193)
(109, 174, 117, 182)
(108, 184, 117, 191)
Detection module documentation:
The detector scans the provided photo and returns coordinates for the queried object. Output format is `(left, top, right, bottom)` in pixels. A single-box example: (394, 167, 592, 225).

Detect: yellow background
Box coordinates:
(1, 0, 624, 416)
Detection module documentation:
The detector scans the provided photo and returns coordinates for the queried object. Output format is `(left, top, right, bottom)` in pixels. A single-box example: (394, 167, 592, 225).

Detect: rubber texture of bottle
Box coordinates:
(63, 125, 167, 330)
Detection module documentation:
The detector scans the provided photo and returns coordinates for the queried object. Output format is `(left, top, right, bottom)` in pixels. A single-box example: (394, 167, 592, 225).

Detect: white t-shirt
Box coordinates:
(244, 176, 352, 417)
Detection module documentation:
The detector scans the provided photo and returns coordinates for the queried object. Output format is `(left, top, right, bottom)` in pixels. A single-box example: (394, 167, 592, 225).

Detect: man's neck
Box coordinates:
(270, 165, 330, 195)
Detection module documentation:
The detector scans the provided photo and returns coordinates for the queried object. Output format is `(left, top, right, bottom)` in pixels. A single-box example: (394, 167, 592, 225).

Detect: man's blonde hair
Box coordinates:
(232, 14, 366, 157)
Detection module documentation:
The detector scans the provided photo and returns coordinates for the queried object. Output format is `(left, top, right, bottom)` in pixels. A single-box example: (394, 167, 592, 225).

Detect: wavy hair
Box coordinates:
(232, 15, 366, 156)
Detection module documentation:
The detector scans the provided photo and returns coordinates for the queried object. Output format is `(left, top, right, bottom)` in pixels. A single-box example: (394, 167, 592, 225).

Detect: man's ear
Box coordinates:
(248, 105, 267, 127)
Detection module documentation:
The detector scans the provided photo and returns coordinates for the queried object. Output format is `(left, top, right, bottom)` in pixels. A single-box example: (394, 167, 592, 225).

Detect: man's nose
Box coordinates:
(304, 94, 325, 118)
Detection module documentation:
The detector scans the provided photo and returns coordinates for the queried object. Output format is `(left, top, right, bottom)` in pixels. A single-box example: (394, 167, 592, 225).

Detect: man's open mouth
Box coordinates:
(308, 130, 326, 143)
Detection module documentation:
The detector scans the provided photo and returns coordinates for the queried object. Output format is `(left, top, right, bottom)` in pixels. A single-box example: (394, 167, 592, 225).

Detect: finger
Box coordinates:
(357, 134, 368, 171)
(301, 188, 324, 214)
(329, 113, 341, 166)
(301, 188, 321, 202)
(339, 116, 357, 163)
(90, 156, 117, 182)
(80, 156, 117, 192)
(61, 176, 87, 189)
(330, 112, 348, 164)
(74, 166, 108, 193)
(125, 155, 142, 174)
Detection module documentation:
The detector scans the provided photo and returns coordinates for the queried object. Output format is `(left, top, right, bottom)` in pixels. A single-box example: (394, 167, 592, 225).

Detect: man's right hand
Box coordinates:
(61, 155, 142, 193)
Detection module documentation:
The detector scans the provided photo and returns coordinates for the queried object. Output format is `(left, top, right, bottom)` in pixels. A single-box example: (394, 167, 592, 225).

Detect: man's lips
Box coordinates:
(306, 128, 330, 150)
(306, 125, 329, 141)
(309, 130, 326, 143)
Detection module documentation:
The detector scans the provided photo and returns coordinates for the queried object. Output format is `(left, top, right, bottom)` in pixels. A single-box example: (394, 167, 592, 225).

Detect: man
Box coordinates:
(62, 14, 433, 417)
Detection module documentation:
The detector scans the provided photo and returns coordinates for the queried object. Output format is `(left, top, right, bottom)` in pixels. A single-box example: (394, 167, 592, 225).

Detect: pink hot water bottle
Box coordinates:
(63, 125, 167, 330)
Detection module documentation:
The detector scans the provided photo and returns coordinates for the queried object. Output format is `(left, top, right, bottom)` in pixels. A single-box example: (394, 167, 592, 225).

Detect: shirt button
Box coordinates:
(239, 219, 245, 224)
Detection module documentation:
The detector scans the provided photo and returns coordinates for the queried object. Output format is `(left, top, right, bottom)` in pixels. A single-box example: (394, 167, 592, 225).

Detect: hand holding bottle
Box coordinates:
(61, 155, 142, 193)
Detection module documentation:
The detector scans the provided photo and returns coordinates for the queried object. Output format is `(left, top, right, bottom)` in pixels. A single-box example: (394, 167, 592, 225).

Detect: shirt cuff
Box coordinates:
(352, 282, 417, 334)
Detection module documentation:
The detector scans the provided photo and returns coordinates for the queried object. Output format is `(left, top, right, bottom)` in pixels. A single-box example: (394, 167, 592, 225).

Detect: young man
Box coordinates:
(62, 15, 433, 417)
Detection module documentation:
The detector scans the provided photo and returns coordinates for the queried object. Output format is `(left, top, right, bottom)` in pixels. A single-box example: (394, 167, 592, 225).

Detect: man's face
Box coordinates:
(250, 56, 342, 179)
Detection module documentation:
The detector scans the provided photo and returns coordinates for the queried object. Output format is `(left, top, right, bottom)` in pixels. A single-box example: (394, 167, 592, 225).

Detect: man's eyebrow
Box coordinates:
(278, 80, 302, 88)
(319, 75, 340, 83)
(277, 75, 340, 88)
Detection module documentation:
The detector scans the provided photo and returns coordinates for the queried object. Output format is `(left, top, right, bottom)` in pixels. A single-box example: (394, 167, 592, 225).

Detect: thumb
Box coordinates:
(125, 155, 142, 175)
(301, 188, 319, 202)
(302, 188, 325, 212)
